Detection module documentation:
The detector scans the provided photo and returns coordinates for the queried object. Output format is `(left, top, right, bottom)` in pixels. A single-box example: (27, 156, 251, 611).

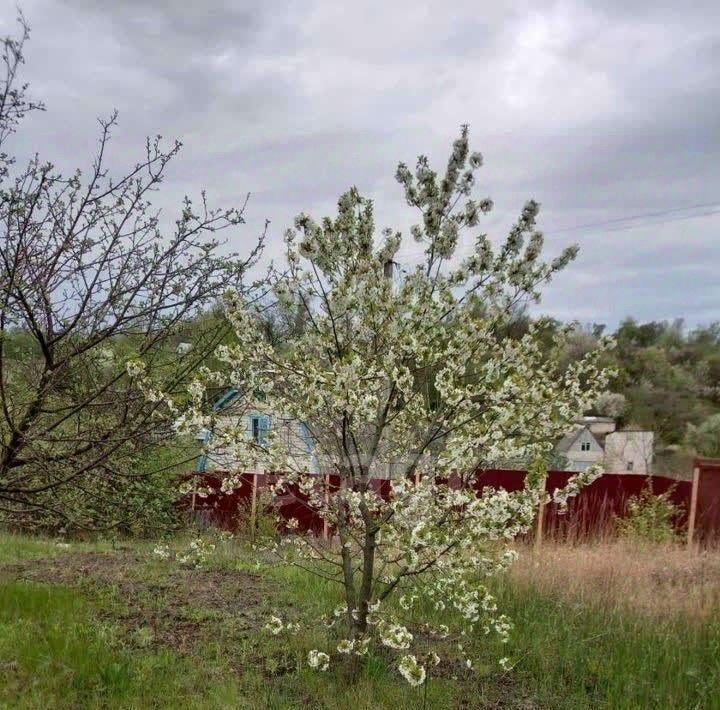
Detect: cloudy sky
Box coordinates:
(3, 0, 719, 328)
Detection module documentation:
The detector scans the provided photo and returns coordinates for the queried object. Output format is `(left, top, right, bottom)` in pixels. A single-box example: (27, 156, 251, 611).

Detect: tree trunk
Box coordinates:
(355, 507, 377, 633)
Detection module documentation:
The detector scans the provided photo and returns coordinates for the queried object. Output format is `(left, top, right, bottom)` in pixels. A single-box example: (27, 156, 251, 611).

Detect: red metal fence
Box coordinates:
(187, 462, 720, 544)
(473, 469, 693, 541)
(692, 458, 720, 543)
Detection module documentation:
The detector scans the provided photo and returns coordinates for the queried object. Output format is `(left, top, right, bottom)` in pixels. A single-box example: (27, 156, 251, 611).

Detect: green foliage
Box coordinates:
(0, 305, 233, 534)
(526, 457, 548, 491)
(98, 474, 179, 539)
(120, 443, 196, 536)
(611, 318, 720, 446)
(685, 413, 720, 459)
(232, 489, 281, 544)
(554, 318, 720, 453)
(615, 484, 682, 544)
(0, 443, 191, 537)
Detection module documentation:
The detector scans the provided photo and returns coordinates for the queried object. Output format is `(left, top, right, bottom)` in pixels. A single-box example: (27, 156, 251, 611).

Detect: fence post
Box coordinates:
(535, 495, 546, 552)
(687, 465, 700, 551)
(323, 473, 330, 540)
(250, 472, 259, 542)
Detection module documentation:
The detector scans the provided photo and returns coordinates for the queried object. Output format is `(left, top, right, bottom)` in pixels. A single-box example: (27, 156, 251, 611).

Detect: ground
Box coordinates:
(1, 533, 719, 709)
(2, 549, 267, 656)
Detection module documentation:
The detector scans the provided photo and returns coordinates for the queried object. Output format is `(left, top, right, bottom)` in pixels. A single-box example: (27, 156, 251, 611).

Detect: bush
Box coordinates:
(234, 489, 280, 543)
(685, 413, 720, 459)
(616, 483, 683, 544)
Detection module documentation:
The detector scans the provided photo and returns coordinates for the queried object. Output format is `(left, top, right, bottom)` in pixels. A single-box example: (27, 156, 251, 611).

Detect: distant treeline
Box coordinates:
(550, 317, 720, 471)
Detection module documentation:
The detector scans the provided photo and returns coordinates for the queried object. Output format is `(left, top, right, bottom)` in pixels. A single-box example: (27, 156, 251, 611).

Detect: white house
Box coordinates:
(196, 389, 419, 479)
(555, 416, 654, 474)
(555, 424, 606, 472)
(197, 393, 655, 477)
(195, 390, 320, 474)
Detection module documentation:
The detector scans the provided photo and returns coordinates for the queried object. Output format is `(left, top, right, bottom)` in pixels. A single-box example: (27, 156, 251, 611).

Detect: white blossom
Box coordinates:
(176, 538, 215, 568)
(380, 624, 413, 650)
(125, 360, 146, 378)
(307, 650, 330, 671)
(152, 544, 170, 560)
(264, 616, 285, 635)
(397, 655, 426, 687)
(336, 639, 354, 654)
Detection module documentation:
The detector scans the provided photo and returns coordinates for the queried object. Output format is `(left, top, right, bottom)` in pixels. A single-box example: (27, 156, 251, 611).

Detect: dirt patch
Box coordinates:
(1, 550, 269, 654)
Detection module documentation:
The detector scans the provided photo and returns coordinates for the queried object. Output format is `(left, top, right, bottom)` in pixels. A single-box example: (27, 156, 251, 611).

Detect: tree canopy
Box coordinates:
(0, 16, 264, 530)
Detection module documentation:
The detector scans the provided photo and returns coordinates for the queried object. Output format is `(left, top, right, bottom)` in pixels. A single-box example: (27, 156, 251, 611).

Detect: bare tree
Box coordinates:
(0, 16, 264, 528)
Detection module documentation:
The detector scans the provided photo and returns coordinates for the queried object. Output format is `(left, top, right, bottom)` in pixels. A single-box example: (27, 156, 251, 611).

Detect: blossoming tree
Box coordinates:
(163, 127, 613, 683)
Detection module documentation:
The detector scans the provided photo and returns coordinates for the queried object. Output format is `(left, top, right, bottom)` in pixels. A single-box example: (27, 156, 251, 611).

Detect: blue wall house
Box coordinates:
(195, 389, 319, 474)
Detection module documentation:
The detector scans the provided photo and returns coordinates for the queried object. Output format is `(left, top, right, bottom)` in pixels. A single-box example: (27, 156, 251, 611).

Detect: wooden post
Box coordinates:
(323, 473, 330, 541)
(687, 465, 700, 551)
(250, 472, 259, 542)
(535, 496, 546, 552)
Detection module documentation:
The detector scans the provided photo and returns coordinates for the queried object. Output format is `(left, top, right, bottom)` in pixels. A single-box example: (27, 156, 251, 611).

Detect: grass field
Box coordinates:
(1, 532, 718, 709)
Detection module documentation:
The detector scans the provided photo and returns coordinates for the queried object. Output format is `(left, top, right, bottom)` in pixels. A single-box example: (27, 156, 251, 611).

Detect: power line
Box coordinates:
(396, 202, 720, 264)
(551, 201, 720, 234)
(587, 207, 720, 235)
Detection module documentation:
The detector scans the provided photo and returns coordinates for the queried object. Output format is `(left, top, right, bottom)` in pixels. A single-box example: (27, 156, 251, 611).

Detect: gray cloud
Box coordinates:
(4, 0, 719, 328)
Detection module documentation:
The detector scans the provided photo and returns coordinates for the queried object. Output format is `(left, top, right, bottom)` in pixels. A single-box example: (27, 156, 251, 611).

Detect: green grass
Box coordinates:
(1, 532, 718, 709)
(490, 579, 720, 709)
(0, 531, 79, 563)
(0, 530, 135, 564)
(0, 581, 243, 709)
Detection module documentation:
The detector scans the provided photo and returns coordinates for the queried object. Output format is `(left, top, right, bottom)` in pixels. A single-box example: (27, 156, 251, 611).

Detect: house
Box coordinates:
(195, 389, 319, 474)
(555, 423, 606, 472)
(197, 391, 655, 477)
(555, 416, 654, 474)
(196, 389, 412, 478)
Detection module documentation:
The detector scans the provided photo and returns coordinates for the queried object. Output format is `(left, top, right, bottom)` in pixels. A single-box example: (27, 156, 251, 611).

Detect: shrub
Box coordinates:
(616, 483, 683, 544)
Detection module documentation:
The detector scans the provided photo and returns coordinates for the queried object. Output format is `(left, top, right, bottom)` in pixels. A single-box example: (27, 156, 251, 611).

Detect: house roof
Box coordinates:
(197, 388, 318, 473)
(212, 388, 239, 411)
(211, 389, 269, 415)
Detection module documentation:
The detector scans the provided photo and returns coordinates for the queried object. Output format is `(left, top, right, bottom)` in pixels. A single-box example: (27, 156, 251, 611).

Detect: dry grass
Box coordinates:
(510, 540, 720, 620)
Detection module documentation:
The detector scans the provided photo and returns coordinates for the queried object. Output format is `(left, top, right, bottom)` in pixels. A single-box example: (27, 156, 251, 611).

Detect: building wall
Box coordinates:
(604, 431, 654, 474)
(204, 412, 319, 473)
(203, 408, 654, 479)
(565, 454, 605, 472)
(202, 403, 414, 478)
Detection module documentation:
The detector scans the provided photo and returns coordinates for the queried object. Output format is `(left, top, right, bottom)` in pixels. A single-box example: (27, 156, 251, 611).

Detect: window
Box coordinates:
(627, 461, 634, 472)
(249, 415, 271, 445)
(580, 441, 591, 452)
